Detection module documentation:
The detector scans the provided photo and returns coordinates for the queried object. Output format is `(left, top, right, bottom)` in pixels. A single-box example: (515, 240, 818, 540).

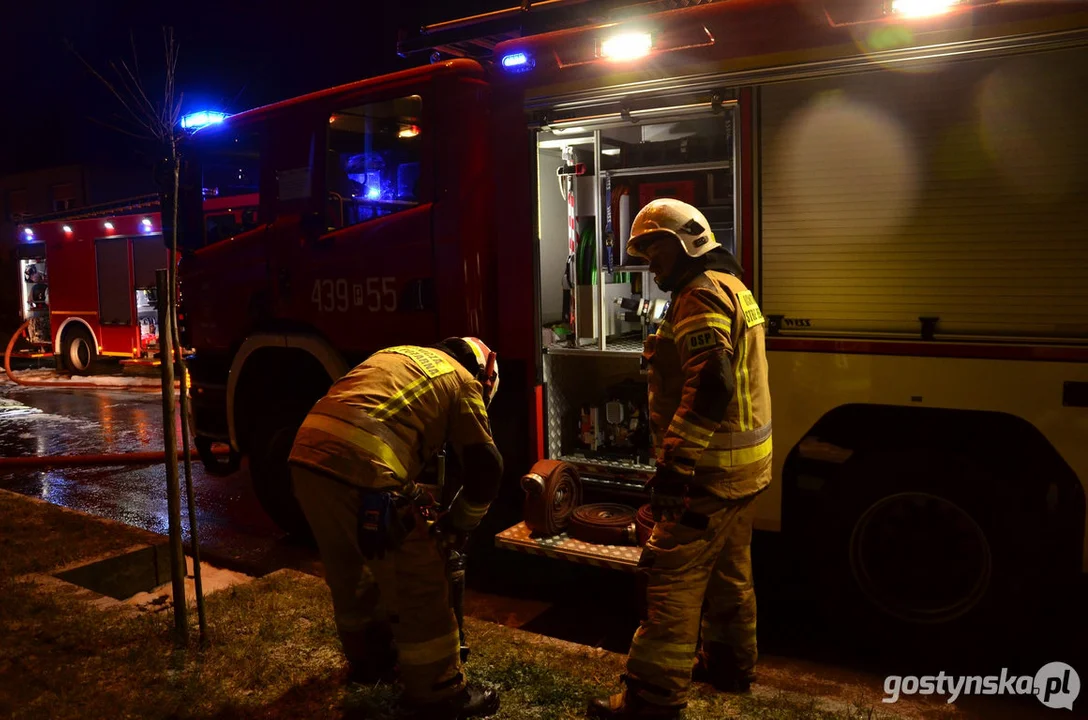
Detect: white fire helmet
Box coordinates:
(626, 198, 720, 260)
(462, 336, 499, 407)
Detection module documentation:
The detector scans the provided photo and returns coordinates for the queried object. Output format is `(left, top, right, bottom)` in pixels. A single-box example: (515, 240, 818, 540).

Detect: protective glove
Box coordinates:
(430, 511, 470, 555)
(647, 465, 689, 523)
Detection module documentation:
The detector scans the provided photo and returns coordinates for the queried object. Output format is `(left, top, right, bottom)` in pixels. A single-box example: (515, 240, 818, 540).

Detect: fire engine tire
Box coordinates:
(62, 326, 97, 375)
(248, 413, 314, 544)
(635, 504, 655, 546)
(521, 459, 582, 536)
(195, 436, 241, 477)
(789, 446, 1052, 647)
(569, 503, 639, 545)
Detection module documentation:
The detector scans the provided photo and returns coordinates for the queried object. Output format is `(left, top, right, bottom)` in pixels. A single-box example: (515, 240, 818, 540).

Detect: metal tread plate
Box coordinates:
(545, 337, 646, 355)
(559, 453, 654, 475)
(495, 522, 643, 572)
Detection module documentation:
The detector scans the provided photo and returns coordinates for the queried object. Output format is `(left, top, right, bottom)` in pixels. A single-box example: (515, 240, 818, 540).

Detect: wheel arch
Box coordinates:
(226, 332, 349, 452)
(781, 402, 1086, 616)
(54, 317, 100, 353)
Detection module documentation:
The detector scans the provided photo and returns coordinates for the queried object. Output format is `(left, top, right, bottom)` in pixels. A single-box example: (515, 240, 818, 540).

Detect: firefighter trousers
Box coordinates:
(290, 465, 466, 703)
(625, 491, 759, 707)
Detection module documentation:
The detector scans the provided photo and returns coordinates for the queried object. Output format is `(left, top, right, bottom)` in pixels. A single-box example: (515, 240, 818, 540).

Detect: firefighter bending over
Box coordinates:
(589, 199, 772, 719)
(288, 337, 503, 719)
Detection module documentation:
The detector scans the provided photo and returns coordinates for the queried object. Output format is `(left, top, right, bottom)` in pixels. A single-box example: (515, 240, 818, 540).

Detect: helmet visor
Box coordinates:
(626, 230, 671, 260)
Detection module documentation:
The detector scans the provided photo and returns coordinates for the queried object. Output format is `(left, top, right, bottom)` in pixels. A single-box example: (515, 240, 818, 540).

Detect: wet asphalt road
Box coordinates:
(0, 381, 318, 574)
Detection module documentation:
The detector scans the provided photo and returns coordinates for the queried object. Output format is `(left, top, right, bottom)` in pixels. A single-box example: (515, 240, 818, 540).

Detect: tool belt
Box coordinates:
(521, 459, 582, 536)
(569, 503, 639, 545)
(357, 481, 434, 560)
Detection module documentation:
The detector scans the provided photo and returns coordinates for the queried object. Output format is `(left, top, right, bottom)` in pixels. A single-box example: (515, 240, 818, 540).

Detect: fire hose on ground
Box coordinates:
(3, 319, 225, 469)
(520, 459, 656, 546)
(5, 319, 177, 392)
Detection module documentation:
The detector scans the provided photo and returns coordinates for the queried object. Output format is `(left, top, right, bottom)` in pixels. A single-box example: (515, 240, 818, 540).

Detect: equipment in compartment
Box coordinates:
(18, 256, 51, 345)
(136, 288, 159, 355)
(637, 179, 695, 208)
(570, 378, 651, 464)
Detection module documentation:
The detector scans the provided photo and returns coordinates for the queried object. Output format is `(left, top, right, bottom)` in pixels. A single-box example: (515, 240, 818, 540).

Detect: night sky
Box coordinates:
(0, 0, 504, 175)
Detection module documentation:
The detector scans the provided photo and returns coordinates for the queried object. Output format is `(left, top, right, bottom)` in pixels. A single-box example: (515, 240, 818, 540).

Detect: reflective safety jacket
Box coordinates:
(644, 267, 772, 499)
(288, 346, 496, 501)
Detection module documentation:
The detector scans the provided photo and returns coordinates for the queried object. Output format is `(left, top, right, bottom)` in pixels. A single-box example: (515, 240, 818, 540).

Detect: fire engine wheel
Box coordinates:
(248, 413, 314, 544)
(807, 447, 1046, 638)
(848, 491, 993, 625)
(62, 326, 97, 375)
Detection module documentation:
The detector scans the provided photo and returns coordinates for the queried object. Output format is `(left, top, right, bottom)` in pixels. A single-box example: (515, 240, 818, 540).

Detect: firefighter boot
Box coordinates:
(404, 682, 499, 719)
(340, 623, 398, 685)
(691, 643, 755, 694)
(586, 676, 684, 719)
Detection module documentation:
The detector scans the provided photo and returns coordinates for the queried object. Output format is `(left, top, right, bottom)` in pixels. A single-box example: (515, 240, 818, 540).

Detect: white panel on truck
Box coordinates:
(759, 45, 1088, 340)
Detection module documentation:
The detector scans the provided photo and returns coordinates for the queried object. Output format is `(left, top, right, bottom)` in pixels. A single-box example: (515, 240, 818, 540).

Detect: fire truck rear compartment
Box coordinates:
(498, 100, 740, 568)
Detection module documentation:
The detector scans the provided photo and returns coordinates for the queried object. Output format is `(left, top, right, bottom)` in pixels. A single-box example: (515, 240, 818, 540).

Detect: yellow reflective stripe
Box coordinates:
(667, 416, 715, 445)
(376, 346, 454, 379)
(656, 321, 674, 340)
(300, 414, 408, 479)
(371, 376, 433, 420)
(672, 312, 732, 345)
(697, 434, 772, 468)
(398, 629, 461, 666)
(629, 634, 697, 671)
(734, 332, 751, 431)
(460, 395, 486, 416)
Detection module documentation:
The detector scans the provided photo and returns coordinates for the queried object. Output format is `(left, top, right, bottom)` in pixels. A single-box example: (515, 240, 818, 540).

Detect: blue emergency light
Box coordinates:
(180, 111, 229, 130)
(500, 52, 534, 72)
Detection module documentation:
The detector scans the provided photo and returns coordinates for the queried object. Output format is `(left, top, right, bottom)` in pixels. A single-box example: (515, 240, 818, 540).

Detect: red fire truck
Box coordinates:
(13, 193, 256, 373)
(176, 0, 1088, 635)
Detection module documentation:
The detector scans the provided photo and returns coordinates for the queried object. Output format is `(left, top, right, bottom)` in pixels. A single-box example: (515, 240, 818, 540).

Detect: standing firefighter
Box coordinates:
(288, 338, 502, 719)
(589, 199, 772, 719)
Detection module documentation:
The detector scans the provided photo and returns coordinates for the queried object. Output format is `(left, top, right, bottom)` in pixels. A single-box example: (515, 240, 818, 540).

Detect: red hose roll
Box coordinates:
(636, 503, 656, 546)
(521, 459, 582, 536)
(569, 503, 639, 545)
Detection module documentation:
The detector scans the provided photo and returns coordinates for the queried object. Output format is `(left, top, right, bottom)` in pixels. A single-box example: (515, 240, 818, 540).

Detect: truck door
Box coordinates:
(266, 93, 437, 356)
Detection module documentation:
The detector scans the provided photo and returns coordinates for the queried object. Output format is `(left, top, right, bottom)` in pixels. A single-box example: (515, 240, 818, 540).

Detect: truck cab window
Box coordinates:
(326, 95, 422, 230)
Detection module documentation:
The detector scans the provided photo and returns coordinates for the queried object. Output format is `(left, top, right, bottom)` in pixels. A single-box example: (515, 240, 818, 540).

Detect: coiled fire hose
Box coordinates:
(521, 459, 582, 536)
(569, 503, 639, 545)
(635, 504, 656, 545)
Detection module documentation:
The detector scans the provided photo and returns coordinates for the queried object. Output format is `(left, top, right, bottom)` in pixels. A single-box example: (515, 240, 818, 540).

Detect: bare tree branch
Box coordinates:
(69, 26, 208, 643)
(83, 115, 153, 141)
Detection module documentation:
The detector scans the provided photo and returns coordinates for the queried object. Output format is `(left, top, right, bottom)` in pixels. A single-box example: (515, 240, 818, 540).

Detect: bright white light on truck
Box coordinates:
(890, 0, 962, 17)
(62, 225, 72, 233)
(141, 217, 153, 231)
(23, 228, 33, 239)
(398, 125, 420, 138)
(600, 32, 653, 61)
(104, 221, 115, 231)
